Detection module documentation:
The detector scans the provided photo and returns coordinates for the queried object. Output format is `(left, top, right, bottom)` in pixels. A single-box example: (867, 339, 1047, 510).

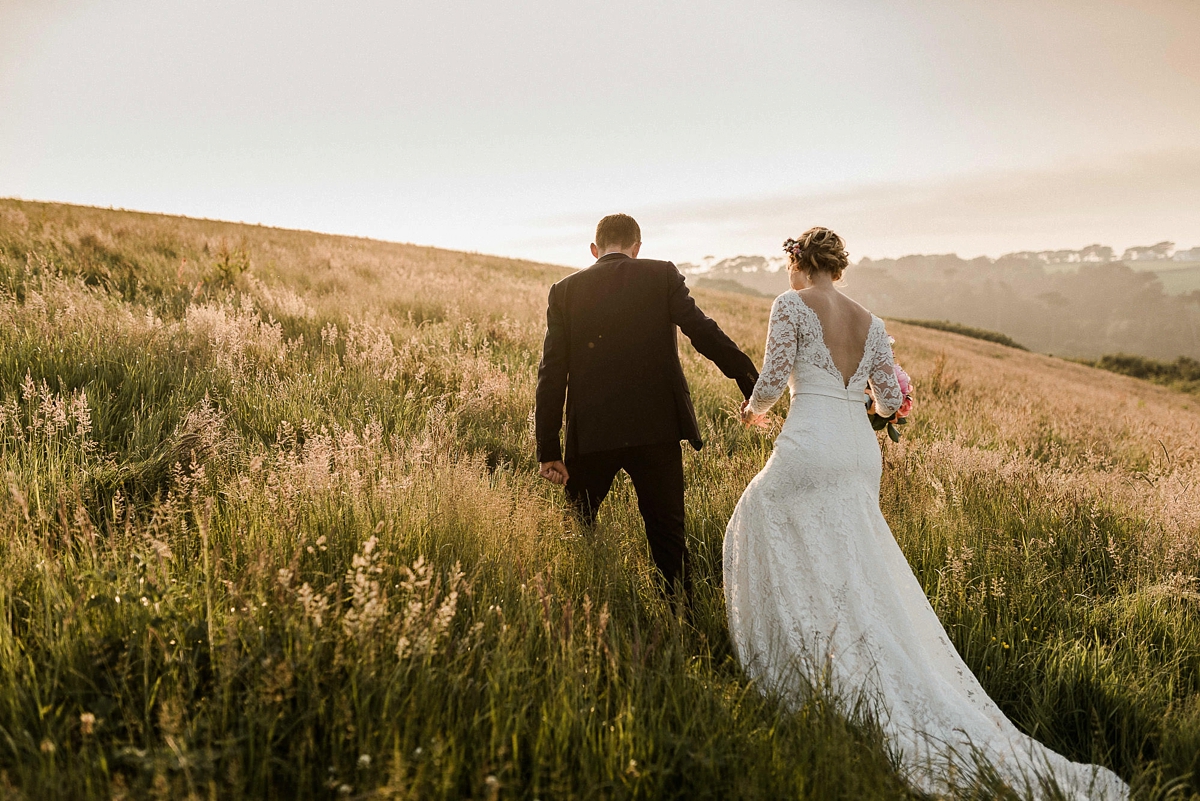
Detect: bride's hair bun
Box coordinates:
(783, 227, 849, 280)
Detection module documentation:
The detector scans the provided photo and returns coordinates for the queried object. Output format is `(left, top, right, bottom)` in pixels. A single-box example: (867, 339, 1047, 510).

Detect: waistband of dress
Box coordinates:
(792, 385, 869, 403)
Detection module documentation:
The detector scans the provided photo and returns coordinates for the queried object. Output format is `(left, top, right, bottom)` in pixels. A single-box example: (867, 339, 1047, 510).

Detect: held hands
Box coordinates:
(539, 460, 569, 485)
(740, 400, 770, 429)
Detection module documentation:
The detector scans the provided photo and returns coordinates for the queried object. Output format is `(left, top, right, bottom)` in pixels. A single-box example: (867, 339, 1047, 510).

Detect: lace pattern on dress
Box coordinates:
(864, 320, 904, 417)
(747, 293, 804, 415)
(748, 291, 904, 417)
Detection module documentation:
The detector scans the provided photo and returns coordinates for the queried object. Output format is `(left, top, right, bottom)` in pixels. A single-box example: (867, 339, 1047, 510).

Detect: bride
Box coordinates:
(723, 227, 1128, 800)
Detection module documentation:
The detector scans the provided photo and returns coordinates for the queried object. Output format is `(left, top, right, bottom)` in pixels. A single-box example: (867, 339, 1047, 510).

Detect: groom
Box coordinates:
(535, 213, 760, 596)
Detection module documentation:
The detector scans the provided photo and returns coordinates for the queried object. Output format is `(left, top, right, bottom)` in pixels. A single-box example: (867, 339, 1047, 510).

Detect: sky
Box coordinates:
(1, 0, 1198, 267)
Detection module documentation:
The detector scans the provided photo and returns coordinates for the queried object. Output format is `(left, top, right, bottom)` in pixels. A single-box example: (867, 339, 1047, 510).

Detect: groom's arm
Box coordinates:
(535, 282, 569, 463)
(666, 266, 759, 399)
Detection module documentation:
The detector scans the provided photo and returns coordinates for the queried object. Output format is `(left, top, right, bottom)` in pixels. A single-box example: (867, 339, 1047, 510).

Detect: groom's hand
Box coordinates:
(739, 400, 769, 429)
(539, 460, 570, 485)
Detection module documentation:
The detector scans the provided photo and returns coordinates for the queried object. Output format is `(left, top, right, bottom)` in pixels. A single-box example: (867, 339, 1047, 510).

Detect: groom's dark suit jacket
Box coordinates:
(536, 253, 759, 463)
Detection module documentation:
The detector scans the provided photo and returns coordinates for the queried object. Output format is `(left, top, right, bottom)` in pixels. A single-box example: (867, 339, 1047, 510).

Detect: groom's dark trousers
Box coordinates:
(535, 253, 759, 593)
(565, 442, 688, 587)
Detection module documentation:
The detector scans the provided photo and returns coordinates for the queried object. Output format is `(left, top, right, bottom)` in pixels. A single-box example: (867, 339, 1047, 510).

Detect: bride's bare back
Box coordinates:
(796, 286, 873, 387)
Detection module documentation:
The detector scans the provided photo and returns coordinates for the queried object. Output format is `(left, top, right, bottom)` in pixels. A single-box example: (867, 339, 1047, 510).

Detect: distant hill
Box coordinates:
(681, 247, 1200, 361)
(892, 319, 1028, 351)
(681, 255, 790, 297)
(689, 276, 773, 298)
(1082, 353, 1200, 396)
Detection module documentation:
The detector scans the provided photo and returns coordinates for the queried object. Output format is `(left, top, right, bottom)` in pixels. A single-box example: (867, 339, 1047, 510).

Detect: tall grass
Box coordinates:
(1083, 354, 1200, 396)
(0, 198, 1197, 799)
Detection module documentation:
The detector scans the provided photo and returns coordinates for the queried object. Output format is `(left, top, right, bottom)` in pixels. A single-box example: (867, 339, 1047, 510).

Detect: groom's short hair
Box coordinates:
(595, 214, 641, 250)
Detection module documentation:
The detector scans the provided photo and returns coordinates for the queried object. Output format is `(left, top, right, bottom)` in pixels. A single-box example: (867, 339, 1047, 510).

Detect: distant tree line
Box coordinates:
(1083, 353, 1200, 394)
(890, 318, 1028, 350)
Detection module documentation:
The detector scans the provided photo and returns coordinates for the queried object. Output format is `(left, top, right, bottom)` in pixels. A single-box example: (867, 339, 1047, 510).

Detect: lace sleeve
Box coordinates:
(867, 318, 903, 417)
(747, 293, 801, 415)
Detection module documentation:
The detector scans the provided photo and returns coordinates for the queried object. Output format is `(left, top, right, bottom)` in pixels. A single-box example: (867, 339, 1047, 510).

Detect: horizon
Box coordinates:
(4, 195, 1194, 272)
(2, 1, 1199, 267)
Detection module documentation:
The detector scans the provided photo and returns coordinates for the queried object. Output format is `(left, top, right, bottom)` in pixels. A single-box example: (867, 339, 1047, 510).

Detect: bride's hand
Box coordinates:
(865, 387, 901, 422)
(740, 400, 770, 429)
(865, 391, 899, 423)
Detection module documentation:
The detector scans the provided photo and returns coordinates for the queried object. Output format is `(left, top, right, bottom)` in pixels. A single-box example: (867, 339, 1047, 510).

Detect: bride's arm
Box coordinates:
(746, 293, 801, 416)
(868, 322, 904, 418)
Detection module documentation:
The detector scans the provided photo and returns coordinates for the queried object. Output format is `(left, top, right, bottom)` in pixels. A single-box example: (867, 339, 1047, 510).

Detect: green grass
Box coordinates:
(890, 319, 1029, 351)
(0, 198, 1197, 799)
(1082, 353, 1200, 396)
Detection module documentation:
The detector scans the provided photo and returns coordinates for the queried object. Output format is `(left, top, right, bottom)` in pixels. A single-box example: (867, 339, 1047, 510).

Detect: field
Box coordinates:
(1083, 355, 1200, 398)
(0, 198, 1198, 800)
(890, 319, 1029, 351)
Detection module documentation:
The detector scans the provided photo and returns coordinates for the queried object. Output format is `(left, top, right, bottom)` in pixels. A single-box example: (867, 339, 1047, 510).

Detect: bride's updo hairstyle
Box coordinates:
(783, 227, 849, 281)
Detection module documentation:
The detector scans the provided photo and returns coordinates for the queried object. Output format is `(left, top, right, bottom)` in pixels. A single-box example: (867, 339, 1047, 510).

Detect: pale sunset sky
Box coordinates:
(1, 0, 1198, 267)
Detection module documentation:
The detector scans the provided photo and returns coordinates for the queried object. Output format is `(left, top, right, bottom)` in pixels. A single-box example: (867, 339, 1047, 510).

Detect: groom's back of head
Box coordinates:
(595, 214, 641, 252)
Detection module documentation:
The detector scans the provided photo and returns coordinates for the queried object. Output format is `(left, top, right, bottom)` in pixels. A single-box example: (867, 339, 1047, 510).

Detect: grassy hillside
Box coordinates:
(1084, 354, 1200, 397)
(0, 198, 1198, 800)
(890, 319, 1029, 351)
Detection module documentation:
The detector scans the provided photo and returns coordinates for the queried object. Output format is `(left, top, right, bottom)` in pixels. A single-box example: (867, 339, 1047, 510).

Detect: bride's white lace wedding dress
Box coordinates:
(723, 290, 1127, 800)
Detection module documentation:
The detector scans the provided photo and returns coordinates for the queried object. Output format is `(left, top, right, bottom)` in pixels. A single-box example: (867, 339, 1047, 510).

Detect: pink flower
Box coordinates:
(893, 364, 912, 396)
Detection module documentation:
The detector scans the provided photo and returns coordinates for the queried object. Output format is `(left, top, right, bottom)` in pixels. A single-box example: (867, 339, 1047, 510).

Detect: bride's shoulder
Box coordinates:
(838, 293, 880, 327)
(771, 289, 804, 308)
(865, 311, 891, 345)
(768, 290, 807, 319)
(837, 291, 872, 316)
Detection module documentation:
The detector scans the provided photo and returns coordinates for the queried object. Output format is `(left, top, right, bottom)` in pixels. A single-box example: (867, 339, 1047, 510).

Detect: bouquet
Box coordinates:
(867, 364, 914, 442)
